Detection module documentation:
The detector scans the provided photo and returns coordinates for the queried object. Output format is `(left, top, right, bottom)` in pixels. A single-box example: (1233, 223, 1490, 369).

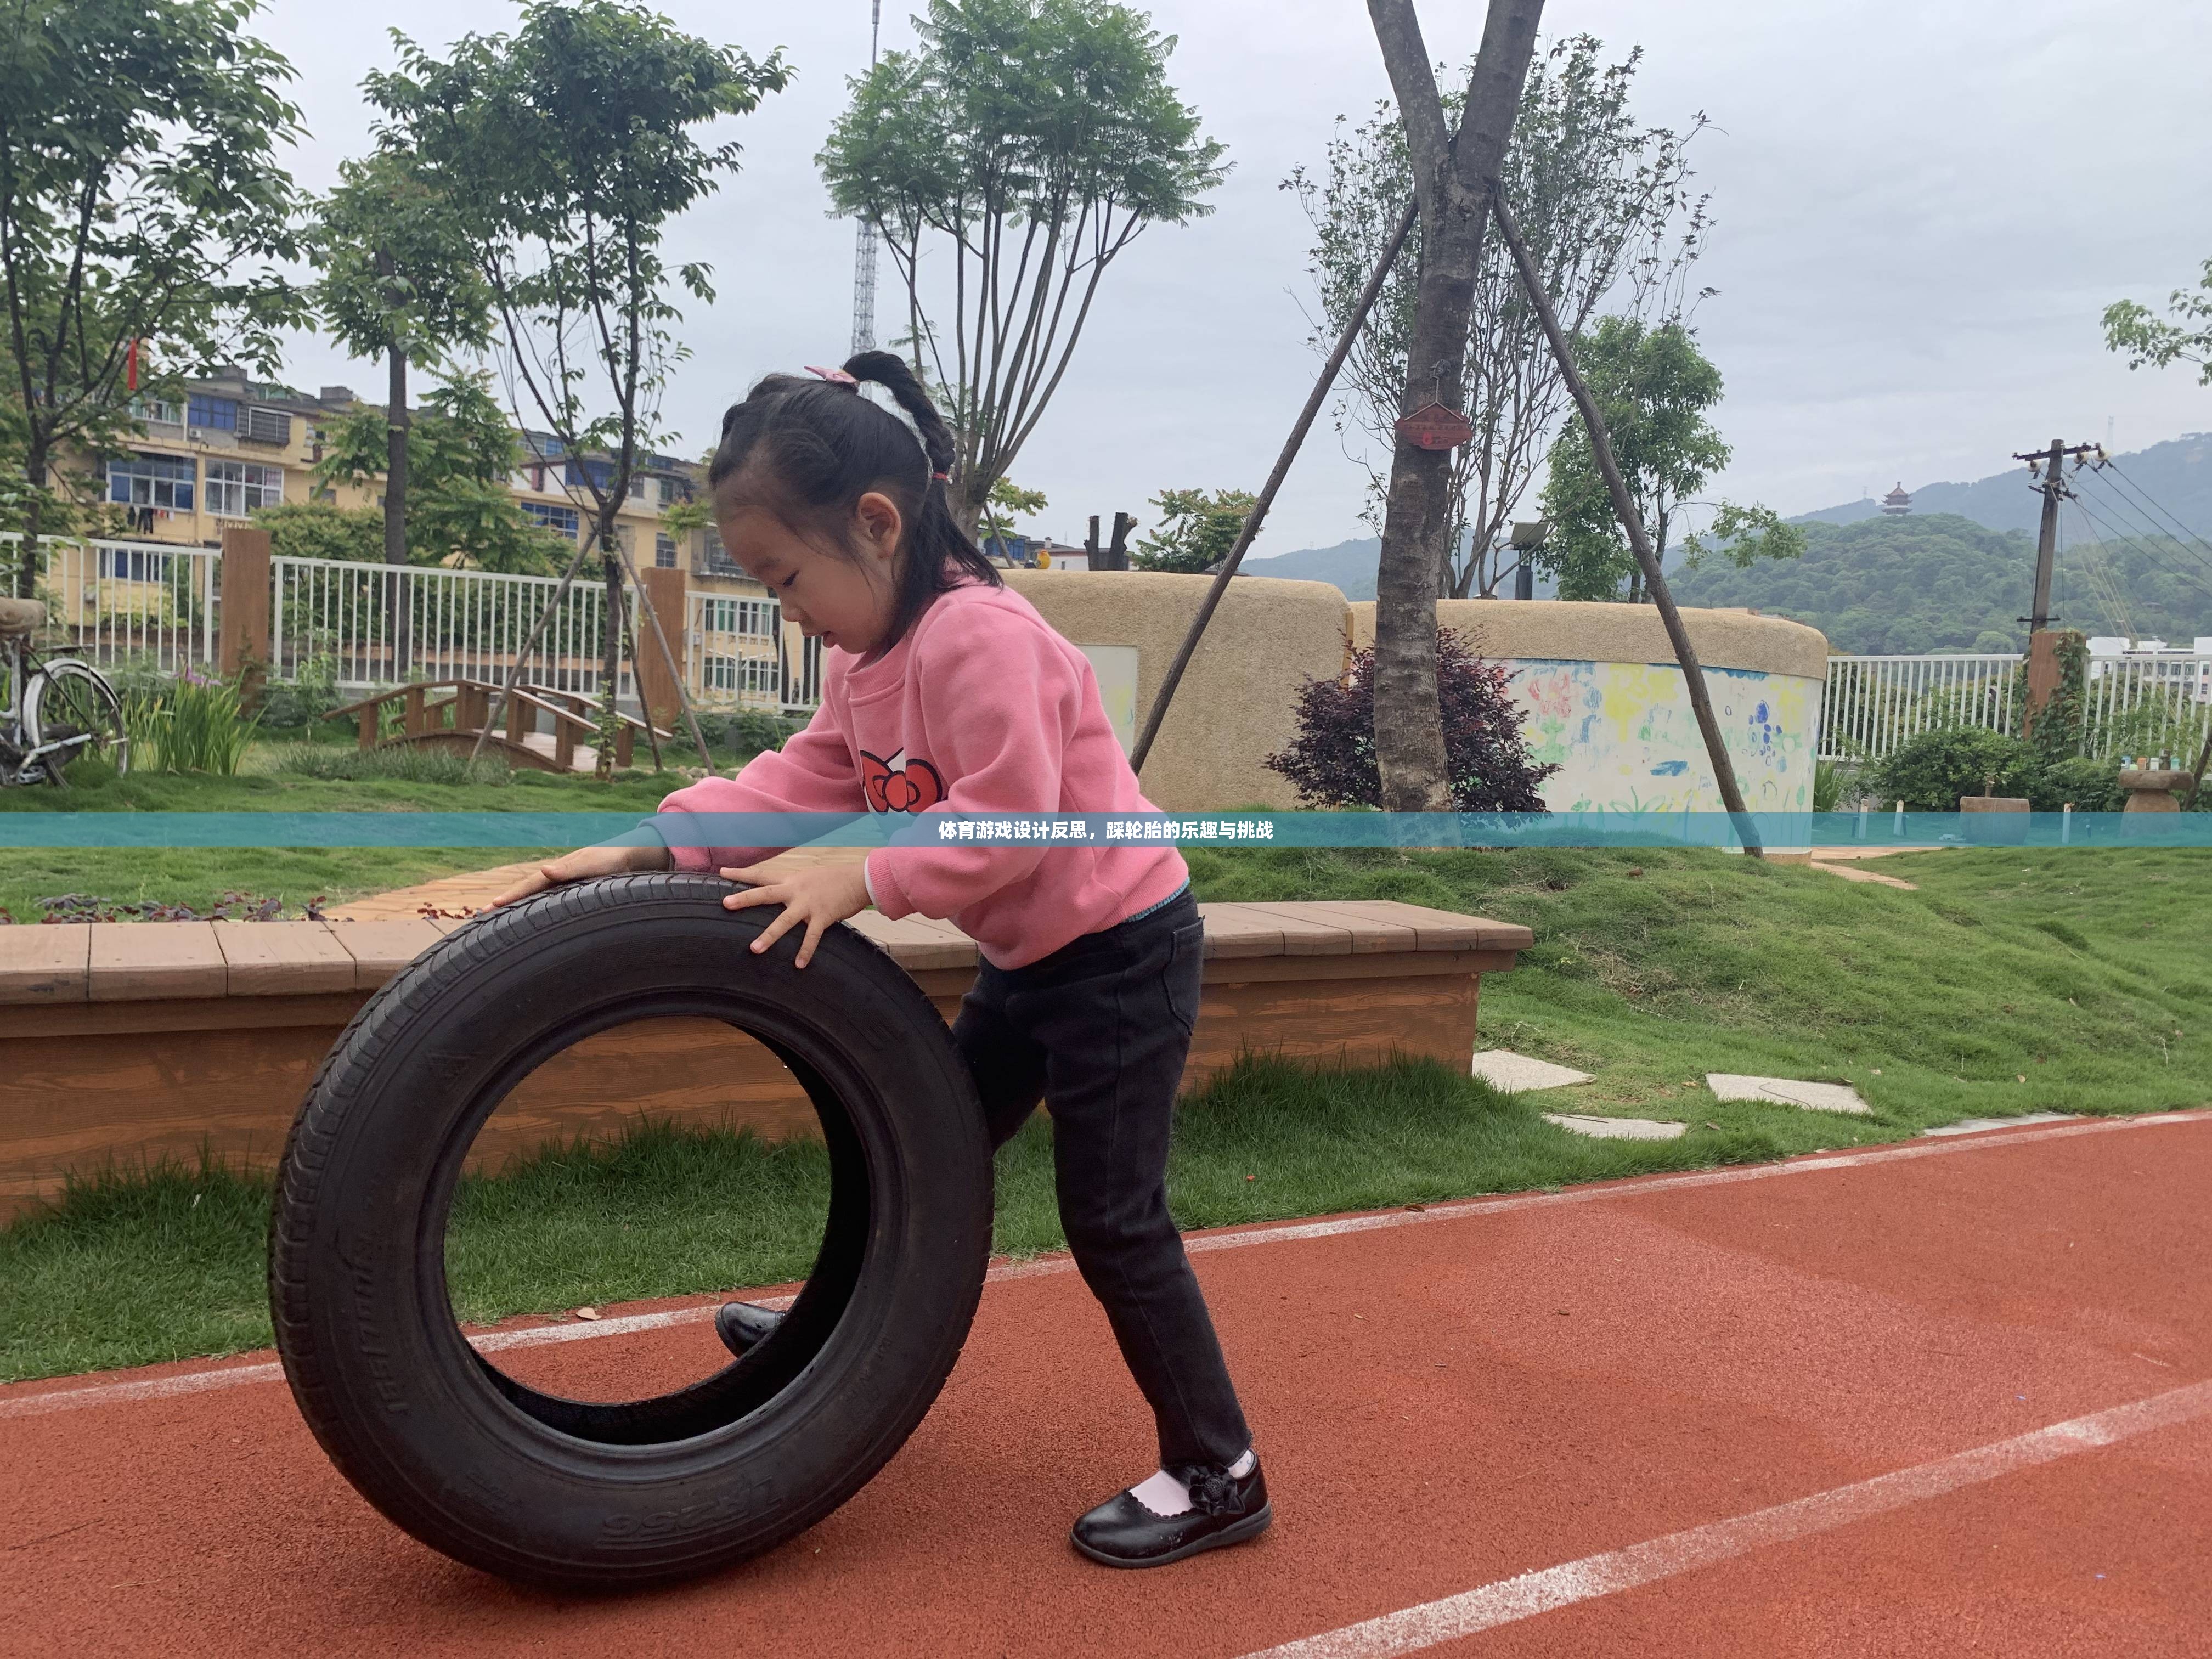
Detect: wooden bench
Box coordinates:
(0, 901, 1531, 1220)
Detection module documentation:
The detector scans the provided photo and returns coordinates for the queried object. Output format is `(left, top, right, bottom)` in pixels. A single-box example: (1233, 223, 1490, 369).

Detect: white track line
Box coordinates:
(4, 1110, 2202, 1422)
(1238, 1377, 2212, 1659)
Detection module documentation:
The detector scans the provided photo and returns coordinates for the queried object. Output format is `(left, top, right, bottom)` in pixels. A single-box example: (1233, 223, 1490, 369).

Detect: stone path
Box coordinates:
(1706, 1073, 1872, 1115)
(1540, 1112, 1686, 1142)
(1921, 1111, 2078, 1137)
(1470, 1051, 1592, 1092)
(1810, 861, 1918, 890)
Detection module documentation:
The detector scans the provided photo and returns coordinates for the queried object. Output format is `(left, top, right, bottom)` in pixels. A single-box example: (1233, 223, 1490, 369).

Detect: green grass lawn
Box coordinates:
(0, 735, 691, 918)
(2, 841, 2205, 1383)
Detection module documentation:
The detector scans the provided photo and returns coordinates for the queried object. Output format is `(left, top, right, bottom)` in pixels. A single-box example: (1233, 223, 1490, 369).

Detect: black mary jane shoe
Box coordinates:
(1070, 1459, 1272, 1569)
(714, 1301, 783, 1357)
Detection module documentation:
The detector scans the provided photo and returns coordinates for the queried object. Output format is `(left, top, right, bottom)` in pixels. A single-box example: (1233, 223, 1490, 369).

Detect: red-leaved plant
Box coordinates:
(1266, 629, 1558, 813)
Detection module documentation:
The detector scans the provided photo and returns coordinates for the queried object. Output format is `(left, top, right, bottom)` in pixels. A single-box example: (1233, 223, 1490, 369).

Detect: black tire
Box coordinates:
(267, 873, 991, 1589)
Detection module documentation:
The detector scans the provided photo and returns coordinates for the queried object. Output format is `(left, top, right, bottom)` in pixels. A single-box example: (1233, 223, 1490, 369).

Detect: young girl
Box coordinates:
(495, 351, 1266, 1569)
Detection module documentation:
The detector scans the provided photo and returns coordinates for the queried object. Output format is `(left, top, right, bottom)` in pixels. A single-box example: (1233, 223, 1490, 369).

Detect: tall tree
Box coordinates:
(368, 0, 787, 769)
(1534, 317, 1799, 601)
(820, 0, 1227, 536)
(308, 150, 493, 574)
(1365, 0, 1544, 814)
(0, 0, 304, 598)
(1290, 35, 1709, 599)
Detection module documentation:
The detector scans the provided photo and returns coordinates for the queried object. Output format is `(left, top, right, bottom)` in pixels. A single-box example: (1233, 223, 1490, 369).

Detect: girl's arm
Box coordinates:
(862, 608, 1080, 922)
(641, 703, 865, 870)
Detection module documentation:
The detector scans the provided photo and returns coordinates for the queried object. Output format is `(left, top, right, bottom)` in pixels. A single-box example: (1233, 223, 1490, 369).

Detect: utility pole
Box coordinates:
(2013, 436, 2095, 741)
(2014, 436, 2094, 631)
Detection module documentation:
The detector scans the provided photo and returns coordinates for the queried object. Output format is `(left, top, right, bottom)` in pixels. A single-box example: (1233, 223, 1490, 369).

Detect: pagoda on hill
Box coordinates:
(1880, 481, 1912, 515)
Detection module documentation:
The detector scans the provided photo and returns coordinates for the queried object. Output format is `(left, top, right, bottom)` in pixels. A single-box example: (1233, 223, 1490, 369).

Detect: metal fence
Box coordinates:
(271, 555, 624, 698)
(0, 532, 222, 678)
(1822, 650, 2212, 763)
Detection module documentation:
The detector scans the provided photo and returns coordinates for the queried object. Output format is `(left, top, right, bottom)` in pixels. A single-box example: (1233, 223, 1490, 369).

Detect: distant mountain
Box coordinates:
(1796, 433, 2212, 540)
(1239, 536, 1381, 599)
(1668, 511, 2212, 654)
(1239, 535, 1562, 602)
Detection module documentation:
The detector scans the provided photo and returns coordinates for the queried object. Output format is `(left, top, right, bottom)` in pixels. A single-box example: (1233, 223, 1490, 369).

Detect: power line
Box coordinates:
(2091, 458, 2212, 569)
(2073, 467, 2212, 584)
(2067, 490, 2212, 608)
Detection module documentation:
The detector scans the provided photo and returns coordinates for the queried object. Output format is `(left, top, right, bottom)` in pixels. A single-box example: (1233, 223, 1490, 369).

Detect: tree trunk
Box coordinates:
(1367, 0, 1544, 812)
(599, 515, 624, 781)
(386, 340, 411, 676)
(14, 448, 47, 601)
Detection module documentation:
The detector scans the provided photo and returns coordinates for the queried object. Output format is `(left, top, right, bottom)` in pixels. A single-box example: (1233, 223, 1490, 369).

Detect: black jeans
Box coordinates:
(952, 888, 1252, 1470)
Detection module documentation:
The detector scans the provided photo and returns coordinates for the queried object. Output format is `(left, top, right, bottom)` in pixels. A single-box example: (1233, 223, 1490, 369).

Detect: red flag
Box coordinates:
(125, 337, 139, 392)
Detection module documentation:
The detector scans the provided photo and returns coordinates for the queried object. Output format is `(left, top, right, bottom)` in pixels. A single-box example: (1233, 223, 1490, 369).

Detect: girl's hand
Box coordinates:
(489, 842, 670, 908)
(720, 860, 872, 969)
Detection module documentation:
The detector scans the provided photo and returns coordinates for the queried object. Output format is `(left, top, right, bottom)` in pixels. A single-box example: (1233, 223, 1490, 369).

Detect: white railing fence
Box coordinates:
(0, 532, 222, 679)
(272, 555, 625, 699)
(684, 590, 826, 718)
(1821, 650, 2212, 763)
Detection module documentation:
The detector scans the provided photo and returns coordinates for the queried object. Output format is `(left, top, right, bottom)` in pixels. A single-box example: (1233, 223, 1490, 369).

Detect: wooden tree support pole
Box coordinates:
(610, 538, 715, 771)
(1130, 195, 1420, 775)
(1492, 191, 1764, 857)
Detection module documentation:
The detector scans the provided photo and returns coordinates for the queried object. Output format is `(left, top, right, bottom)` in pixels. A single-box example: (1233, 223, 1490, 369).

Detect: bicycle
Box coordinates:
(0, 596, 130, 786)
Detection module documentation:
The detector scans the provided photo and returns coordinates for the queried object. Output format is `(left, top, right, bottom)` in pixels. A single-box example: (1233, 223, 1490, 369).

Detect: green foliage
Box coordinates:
(2033, 755, 2124, 813)
(311, 372, 567, 572)
(308, 149, 493, 370)
(368, 0, 789, 548)
(2022, 630, 2089, 766)
(1536, 318, 1792, 601)
(820, 0, 1227, 526)
(0, 0, 308, 594)
(253, 502, 383, 563)
(1132, 487, 1256, 574)
(275, 744, 511, 787)
(1670, 512, 2212, 653)
(2103, 257, 2212, 384)
(120, 671, 259, 776)
(690, 708, 802, 758)
(1812, 758, 1848, 814)
(1864, 727, 2039, 811)
(1288, 36, 1711, 596)
(255, 651, 344, 730)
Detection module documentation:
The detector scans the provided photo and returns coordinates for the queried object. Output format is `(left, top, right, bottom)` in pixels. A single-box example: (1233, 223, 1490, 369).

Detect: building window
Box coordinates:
(658, 477, 681, 506)
(628, 476, 647, 500)
(704, 654, 780, 695)
(129, 397, 184, 427)
(654, 533, 677, 568)
(106, 452, 195, 511)
(205, 460, 284, 517)
(703, 597, 777, 637)
(521, 500, 580, 540)
(702, 524, 742, 576)
(241, 405, 291, 445)
(98, 545, 174, 582)
(187, 393, 238, 431)
(565, 458, 616, 490)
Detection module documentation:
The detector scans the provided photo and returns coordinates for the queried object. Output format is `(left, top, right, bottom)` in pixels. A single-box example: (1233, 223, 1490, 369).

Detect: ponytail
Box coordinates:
(709, 351, 1001, 650)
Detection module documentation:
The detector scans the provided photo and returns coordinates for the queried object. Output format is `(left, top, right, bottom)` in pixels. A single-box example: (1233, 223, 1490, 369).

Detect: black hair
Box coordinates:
(708, 349, 1001, 649)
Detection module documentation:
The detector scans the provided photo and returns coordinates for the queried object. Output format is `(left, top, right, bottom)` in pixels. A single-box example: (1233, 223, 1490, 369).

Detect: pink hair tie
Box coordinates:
(932, 470, 951, 481)
(804, 364, 859, 386)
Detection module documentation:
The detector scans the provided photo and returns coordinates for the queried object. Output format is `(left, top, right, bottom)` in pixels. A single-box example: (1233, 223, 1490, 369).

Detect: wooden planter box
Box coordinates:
(0, 900, 1529, 1220)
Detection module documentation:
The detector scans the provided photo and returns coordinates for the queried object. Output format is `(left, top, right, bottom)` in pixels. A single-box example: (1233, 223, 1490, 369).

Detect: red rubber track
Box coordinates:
(3, 1115, 2207, 1657)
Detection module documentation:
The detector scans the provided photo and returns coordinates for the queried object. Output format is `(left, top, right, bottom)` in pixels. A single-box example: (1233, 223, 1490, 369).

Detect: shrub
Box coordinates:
(692, 709, 802, 758)
(1266, 629, 1557, 812)
(2031, 755, 2124, 814)
(1861, 727, 2037, 811)
(257, 651, 344, 731)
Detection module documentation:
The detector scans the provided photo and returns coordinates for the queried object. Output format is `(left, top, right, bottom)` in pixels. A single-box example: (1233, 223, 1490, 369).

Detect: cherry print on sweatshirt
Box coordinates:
(861, 748, 946, 814)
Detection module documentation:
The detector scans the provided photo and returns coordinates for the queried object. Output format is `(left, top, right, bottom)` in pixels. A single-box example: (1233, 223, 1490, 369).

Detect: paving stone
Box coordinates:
(1543, 1113, 1687, 1142)
(1920, 1111, 2077, 1137)
(1705, 1073, 1871, 1115)
(1471, 1051, 1592, 1092)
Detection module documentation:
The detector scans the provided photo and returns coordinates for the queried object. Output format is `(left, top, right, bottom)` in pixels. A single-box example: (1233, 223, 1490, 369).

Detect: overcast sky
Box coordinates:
(254, 0, 2212, 551)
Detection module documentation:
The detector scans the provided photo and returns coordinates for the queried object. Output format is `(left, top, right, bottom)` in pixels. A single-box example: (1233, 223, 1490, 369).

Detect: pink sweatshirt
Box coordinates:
(648, 581, 1188, 968)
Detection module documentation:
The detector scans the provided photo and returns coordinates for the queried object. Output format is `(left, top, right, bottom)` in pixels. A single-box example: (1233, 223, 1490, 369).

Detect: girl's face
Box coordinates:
(715, 486, 905, 658)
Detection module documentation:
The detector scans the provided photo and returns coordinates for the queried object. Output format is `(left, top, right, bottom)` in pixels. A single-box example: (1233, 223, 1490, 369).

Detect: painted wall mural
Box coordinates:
(1505, 657, 1820, 815)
